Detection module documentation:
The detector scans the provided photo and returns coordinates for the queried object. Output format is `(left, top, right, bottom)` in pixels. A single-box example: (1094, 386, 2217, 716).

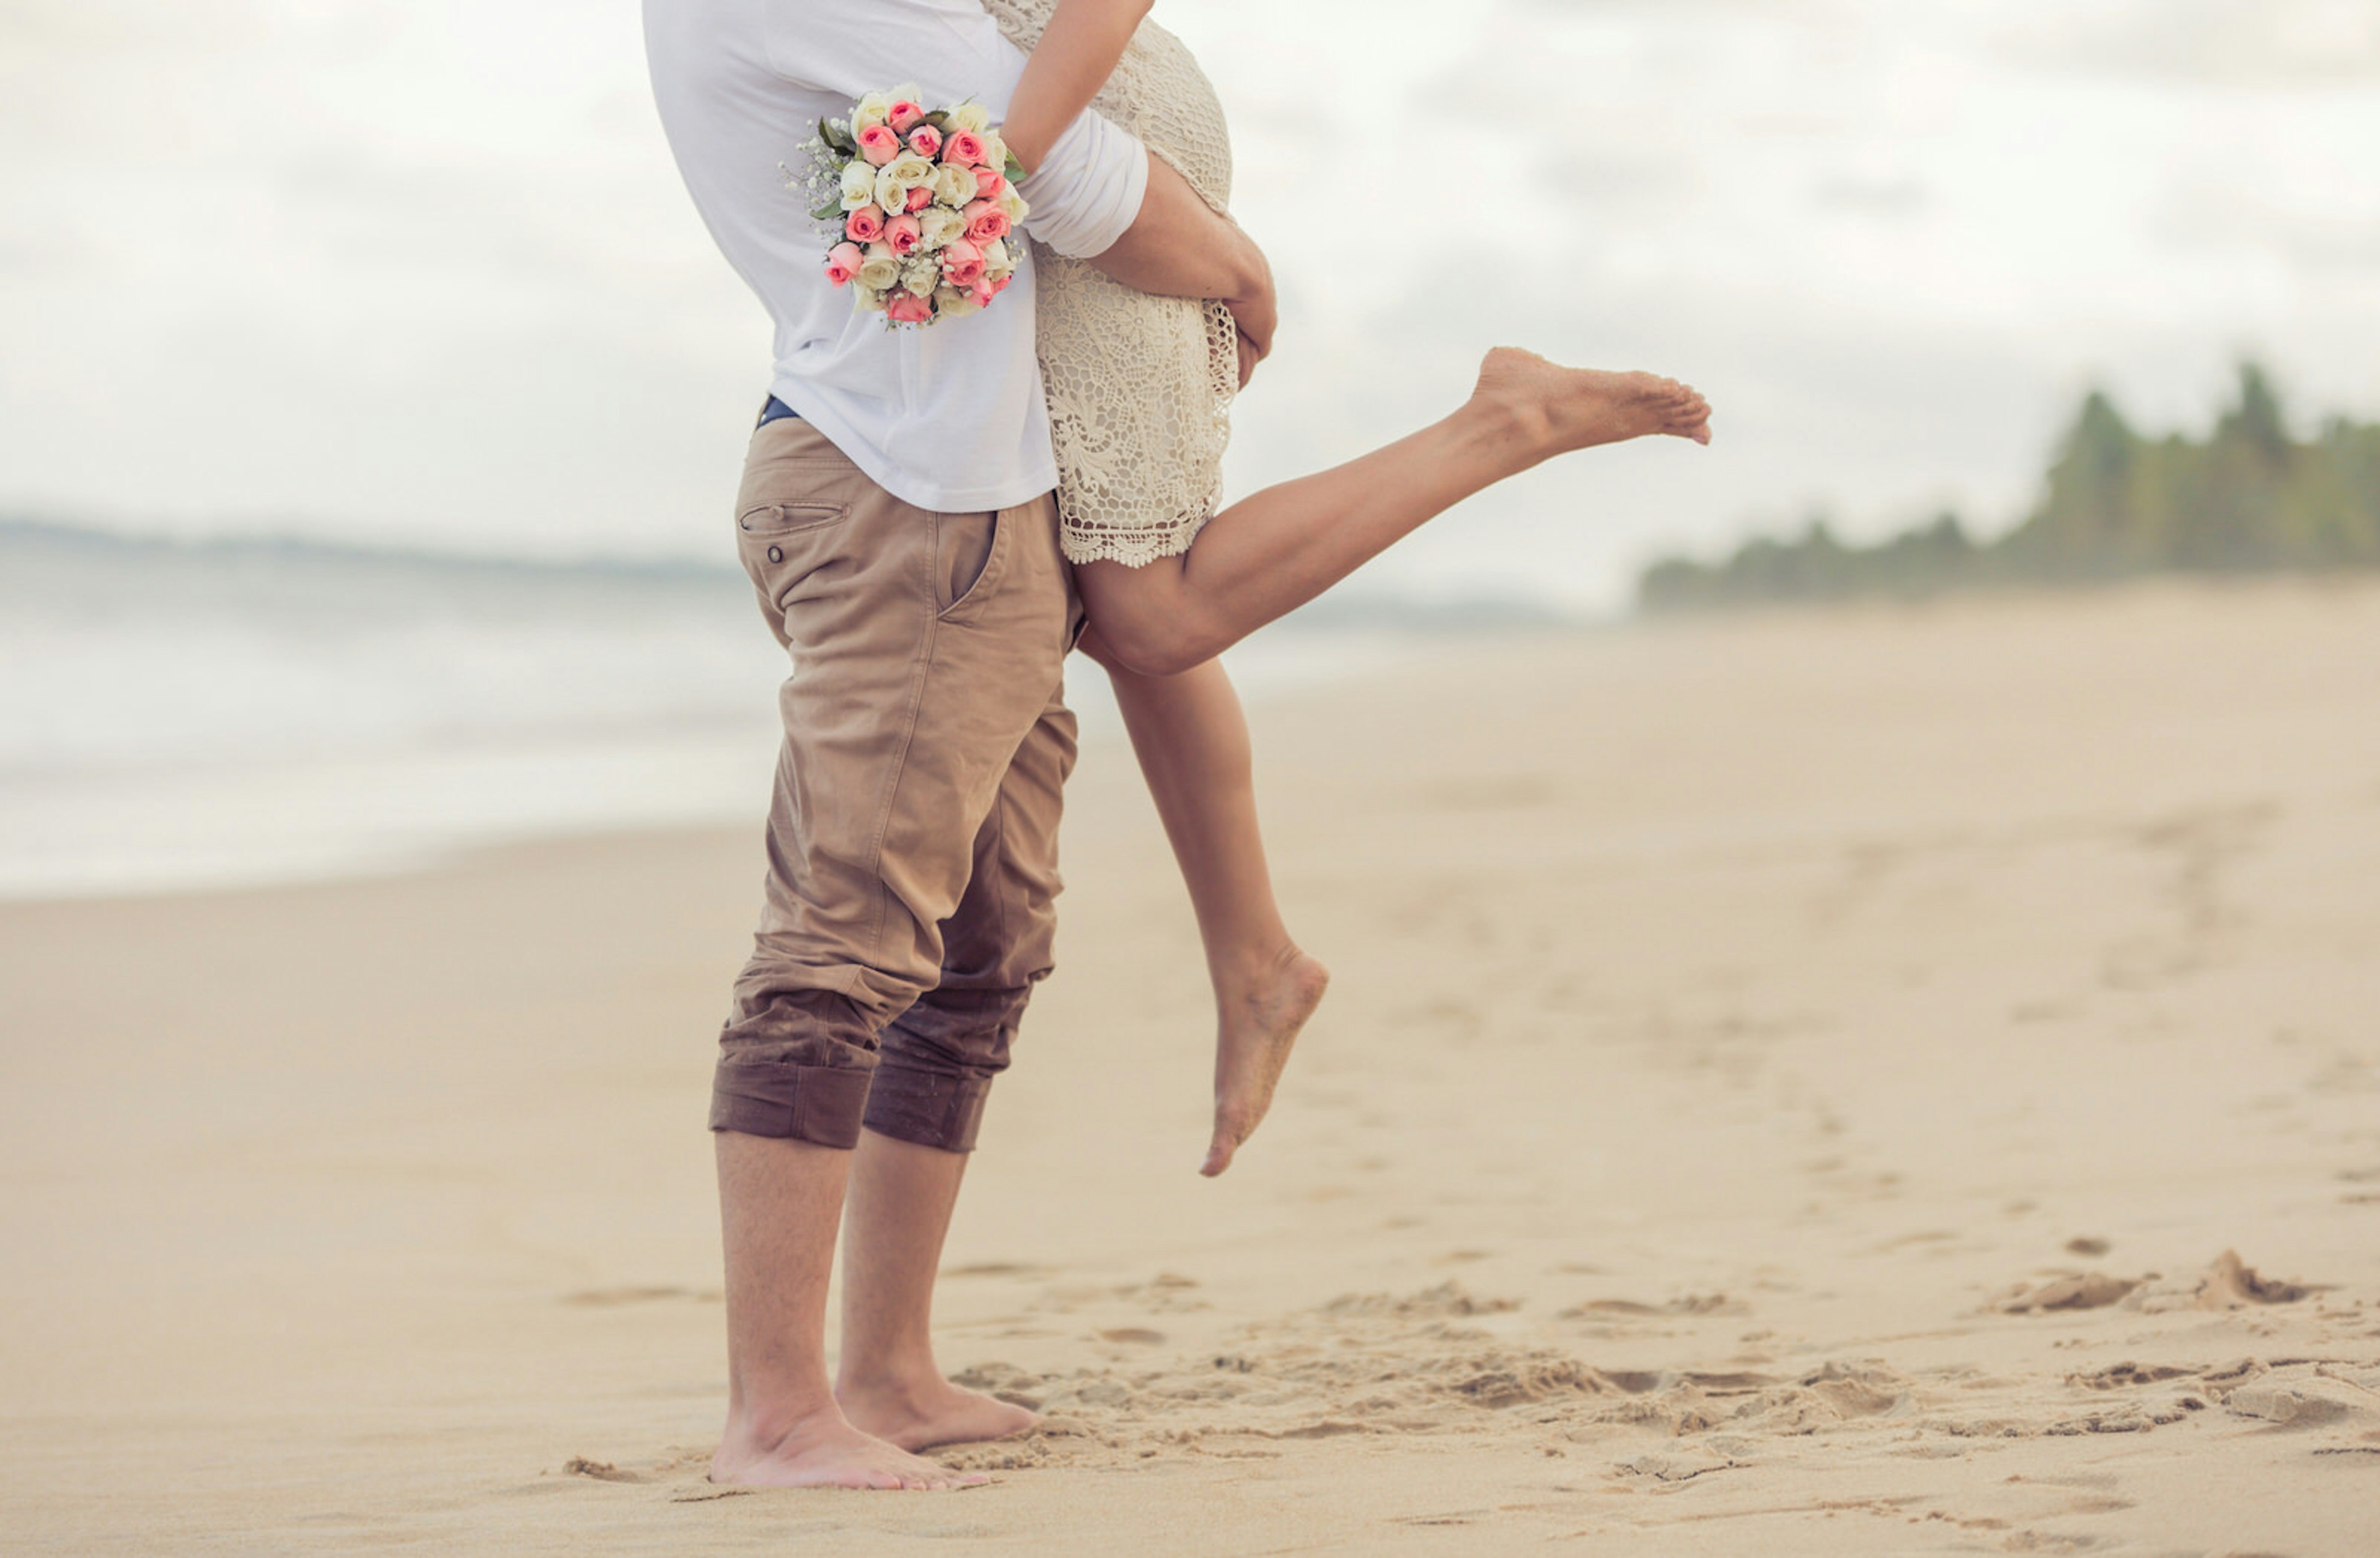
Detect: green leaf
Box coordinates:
(813, 199, 844, 221)
(924, 109, 949, 129)
(1003, 153, 1026, 184)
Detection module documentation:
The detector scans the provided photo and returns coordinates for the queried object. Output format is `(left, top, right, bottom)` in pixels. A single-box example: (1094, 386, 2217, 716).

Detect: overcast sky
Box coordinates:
(4, 0, 2378, 609)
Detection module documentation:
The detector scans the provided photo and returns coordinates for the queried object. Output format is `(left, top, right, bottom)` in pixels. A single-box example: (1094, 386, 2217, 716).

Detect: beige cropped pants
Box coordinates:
(709, 417, 1082, 1153)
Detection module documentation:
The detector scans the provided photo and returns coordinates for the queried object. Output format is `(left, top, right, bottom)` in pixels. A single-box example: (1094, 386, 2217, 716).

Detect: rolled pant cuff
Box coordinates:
(708, 1056, 875, 1149)
(861, 1060, 995, 1153)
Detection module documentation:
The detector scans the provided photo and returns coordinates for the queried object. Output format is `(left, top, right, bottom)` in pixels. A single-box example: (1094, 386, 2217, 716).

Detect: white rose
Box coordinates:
(935, 162, 976, 207)
(857, 248, 902, 291)
(918, 206, 966, 250)
(852, 283, 886, 312)
(852, 92, 892, 132)
(839, 161, 877, 210)
(976, 236, 1010, 272)
(901, 255, 940, 297)
(977, 130, 1009, 171)
(873, 166, 907, 215)
(997, 185, 1029, 227)
(945, 101, 990, 135)
(883, 153, 935, 189)
(935, 285, 982, 319)
(888, 81, 923, 106)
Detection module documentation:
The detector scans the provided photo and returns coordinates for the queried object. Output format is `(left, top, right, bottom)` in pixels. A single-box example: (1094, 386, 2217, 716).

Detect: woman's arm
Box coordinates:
(1002, 0, 1275, 378)
(1002, 0, 1153, 175)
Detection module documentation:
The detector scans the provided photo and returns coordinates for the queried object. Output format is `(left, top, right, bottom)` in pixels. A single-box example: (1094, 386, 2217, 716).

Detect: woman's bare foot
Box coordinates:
(1471, 347, 1712, 457)
(711, 1404, 987, 1490)
(838, 1374, 1040, 1453)
(1202, 945, 1331, 1177)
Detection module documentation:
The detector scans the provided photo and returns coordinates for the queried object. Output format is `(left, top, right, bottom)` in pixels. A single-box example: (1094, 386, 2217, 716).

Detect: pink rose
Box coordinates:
(884, 290, 933, 324)
(990, 270, 1012, 294)
(941, 130, 985, 168)
(969, 277, 996, 310)
(884, 213, 923, 257)
(971, 165, 1005, 200)
(903, 184, 933, 213)
(961, 199, 1009, 244)
(857, 124, 901, 167)
(906, 124, 942, 159)
(938, 237, 985, 288)
(888, 100, 925, 134)
(844, 203, 885, 242)
(824, 242, 864, 286)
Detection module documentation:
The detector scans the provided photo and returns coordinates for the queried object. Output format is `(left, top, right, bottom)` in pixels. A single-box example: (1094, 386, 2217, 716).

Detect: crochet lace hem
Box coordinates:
(1060, 508, 1211, 568)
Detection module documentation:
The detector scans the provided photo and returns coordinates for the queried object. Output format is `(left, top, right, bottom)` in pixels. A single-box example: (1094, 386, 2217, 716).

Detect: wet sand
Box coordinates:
(4, 580, 2378, 1554)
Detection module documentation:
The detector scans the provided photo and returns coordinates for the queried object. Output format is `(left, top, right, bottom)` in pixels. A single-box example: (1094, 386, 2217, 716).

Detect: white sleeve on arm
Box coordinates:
(765, 0, 1147, 259)
(1016, 111, 1148, 259)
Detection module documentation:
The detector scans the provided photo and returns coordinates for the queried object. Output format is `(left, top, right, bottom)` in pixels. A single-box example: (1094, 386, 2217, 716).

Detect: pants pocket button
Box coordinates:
(767, 545, 783, 564)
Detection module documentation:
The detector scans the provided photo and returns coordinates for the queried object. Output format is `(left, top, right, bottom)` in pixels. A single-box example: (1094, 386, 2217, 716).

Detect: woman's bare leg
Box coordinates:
(1083, 636, 1330, 1175)
(1080, 349, 1712, 673)
(1064, 350, 1701, 1169)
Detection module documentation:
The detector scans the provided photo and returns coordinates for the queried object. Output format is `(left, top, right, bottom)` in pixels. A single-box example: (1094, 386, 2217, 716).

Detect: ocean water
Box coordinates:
(0, 521, 1528, 900)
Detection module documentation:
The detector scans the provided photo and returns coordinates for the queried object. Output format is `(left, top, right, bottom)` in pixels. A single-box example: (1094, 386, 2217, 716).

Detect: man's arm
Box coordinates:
(1085, 153, 1276, 368)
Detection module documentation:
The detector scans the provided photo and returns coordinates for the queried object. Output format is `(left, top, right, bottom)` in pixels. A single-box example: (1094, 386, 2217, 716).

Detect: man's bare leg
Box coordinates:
(1079, 349, 1714, 676)
(835, 1130, 1040, 1449)
(1084, 649, 1329, 1176)
(710, 1132, 984, 1488)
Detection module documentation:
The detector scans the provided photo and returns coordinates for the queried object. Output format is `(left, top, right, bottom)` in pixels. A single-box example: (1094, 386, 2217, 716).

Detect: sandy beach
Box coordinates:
(5, 581, 2378, 1556)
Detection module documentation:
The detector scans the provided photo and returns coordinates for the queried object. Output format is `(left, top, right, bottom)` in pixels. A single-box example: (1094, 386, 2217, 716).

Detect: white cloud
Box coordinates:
(2004, 0, 2380, 86)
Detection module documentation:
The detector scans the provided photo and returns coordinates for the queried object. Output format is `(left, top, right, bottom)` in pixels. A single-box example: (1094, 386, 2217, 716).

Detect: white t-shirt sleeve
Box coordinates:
(761, 0, 1148, 258)
(1017, 113, 1147, 259)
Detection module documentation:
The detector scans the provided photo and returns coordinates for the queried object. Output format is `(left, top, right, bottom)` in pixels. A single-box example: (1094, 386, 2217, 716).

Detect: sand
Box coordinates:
(4, 580, 2379, 1555)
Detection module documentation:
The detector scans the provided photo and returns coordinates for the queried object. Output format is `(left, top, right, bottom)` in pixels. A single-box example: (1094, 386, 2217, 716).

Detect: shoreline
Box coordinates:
(0, 615, 1537, 907)
(6, 573, 2361, 910)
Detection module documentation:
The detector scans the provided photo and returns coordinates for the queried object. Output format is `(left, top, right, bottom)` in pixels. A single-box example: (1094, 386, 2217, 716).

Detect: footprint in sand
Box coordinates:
(1314, 1281, 1517, 1319)
(1996, 1272, 2139, 1313)
(2067, 1361, 2194, 1389)
(1558, 1293, 1742, 1320)
(560, 1457, 643, 1482)
(941, 1261, 1050, 1279)
(1615, 1450, 1740, 1483)
(559, 1285, 718, 1307)
(2225, 1366, 2380, 1428)
(1995, 1251, 2312, 1315)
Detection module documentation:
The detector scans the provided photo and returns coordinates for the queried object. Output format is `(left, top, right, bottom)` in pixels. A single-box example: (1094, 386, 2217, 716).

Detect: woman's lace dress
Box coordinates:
(983, 0, 1238, 566)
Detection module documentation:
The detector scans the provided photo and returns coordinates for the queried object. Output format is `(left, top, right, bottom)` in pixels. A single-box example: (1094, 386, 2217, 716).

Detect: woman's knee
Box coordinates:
(1090, 616, 1215, 677)
(1075, 564, 1217, 676)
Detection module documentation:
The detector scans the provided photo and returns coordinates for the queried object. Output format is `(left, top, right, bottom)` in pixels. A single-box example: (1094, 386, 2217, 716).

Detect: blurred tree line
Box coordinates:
(1639, 365, 2380, 611)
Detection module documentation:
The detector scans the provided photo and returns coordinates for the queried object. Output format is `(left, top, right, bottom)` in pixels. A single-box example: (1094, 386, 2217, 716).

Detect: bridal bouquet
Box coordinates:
(803, 86, 1029, 325)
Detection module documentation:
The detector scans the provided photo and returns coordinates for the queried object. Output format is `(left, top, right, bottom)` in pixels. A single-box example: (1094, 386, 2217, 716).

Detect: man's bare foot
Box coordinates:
(1202, 944, 1331, 1177)
(1472, 347, 1712, 458)
(712, 1405, 987, 1490)
(839, 1374, 1040, 1453)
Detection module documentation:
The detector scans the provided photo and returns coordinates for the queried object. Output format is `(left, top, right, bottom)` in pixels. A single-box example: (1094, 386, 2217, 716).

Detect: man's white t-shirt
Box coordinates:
(643, 0, 1150, 513)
